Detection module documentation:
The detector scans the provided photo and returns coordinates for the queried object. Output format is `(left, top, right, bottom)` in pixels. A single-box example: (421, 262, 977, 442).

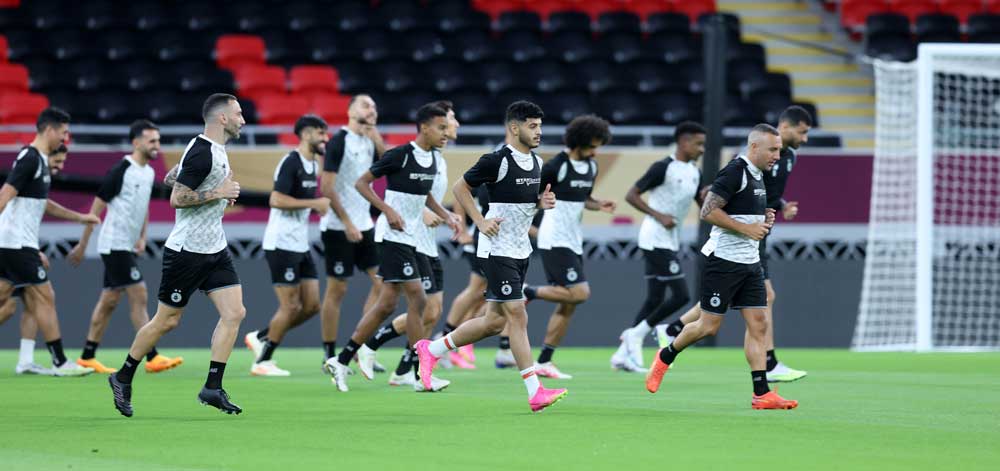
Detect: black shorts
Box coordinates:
(483, 255, 529, 303)
(101, 250, 143, 289)
(0, 247, 48, 288)
(643, 248, 685, 280)
(699, 254, 766, 315)
(264, 249, 318, 285)
(158, 247, 241, 308)
(416, 253, 444, 294)
(377, 241, 421, 283)
(322, 229, 379, 279)
(759, 234, 770, 280)
(464, 250, 485, 278)
(540, 247, 586, 286)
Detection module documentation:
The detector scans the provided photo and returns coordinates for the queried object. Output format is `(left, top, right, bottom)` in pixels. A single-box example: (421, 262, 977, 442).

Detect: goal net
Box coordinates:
(854, 44, 1000, 351)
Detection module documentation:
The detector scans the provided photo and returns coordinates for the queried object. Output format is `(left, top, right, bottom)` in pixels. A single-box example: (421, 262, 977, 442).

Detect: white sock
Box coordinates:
(613, 341, 628, 359)
(428, 334, 457, 358)
(632, 322, 653, 338)
(521, 366, 540, 397)
(18, 339, 35, 365)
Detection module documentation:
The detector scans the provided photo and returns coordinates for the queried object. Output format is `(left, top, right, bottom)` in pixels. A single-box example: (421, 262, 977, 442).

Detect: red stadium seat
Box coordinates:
(671, 0, 717, 23)
(940, 0, 986, 24)
(0, 0, 20, 7)
(254, 94, 310, 125)
(841, 0, 891, 31)
(0, 132, 35, 145)
(0, 35, 8, 62)
(526, 0, 581, 20)
(235, 65, 287, 101)
(985, 0, 1000, 13)
(215, 34, 266, 72)
(310, 93, 352, 125)
(289, 65, 339, 96)
(627, 0, 675, 21)
(576, 0, 629, 20)
(0, 93, 49, 123)
(0, 63, 29, 95)
(472, 0, 526, 20)
(888, 0, 939, 23)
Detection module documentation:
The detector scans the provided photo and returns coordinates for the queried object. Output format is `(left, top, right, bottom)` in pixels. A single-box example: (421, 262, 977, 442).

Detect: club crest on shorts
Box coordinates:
(37, 266, 46, 280)
(403, 263, 414, 276)
(500, 281, 513, 296)
(334, 262, 344, 275)
(709, 292, 721, 308)
(669, 261, 680, 274)
(284, 268, 295, 282)
(566, 268, 578, 282)
(170, 290, 183, 304)
(130, 267, 141, 281)
(422, 278, 432, 290)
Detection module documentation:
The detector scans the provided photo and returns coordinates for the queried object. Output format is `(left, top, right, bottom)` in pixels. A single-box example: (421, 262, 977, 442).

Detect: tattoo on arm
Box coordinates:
(699, 191, 727, 219)
(163, 165, 180, 186)
(172, 182, 216, 207)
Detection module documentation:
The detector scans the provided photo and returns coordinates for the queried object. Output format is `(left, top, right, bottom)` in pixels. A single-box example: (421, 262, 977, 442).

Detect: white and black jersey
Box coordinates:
(415, 152, 448, 257)
(262, 150, 319, 253)
(321, 127, 377, 232)
(635, 156, 701, 251)
(372, 142, 438, 248)
(164, 134, 231, 254)
(96, 155, 154, 254)
(466, 145, 542, 260)
(700, 155, 766, 264)
(537, 151, 596, 255)
(0, 146, 50, 249)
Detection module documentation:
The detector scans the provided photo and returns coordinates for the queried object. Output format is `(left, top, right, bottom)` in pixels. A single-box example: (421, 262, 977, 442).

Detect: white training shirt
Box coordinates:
(96, 155, 155, 254)
(164, 134, 231, 254)
(636, 156, 701, 251)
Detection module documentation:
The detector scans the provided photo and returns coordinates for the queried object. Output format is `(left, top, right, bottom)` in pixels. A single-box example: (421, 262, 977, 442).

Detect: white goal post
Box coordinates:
(855, 43, 1000, 352)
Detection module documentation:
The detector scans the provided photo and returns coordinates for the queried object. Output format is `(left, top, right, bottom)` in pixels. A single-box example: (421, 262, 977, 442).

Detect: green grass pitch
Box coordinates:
(1, 347, 997, 471)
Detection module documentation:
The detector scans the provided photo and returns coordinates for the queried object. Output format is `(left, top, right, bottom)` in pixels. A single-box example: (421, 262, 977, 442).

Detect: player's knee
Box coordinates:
(158, 312, 181, 332)
(326, 279, 348, 299)
(484, 316, 506, 336)
(300, 300, 320, 317)
(222, 305, 247, 323)
(282, 298, 303, 316)
(102, 290, 124, 308)
(569, 285, 590, 304)
(699, 316, 723, 336)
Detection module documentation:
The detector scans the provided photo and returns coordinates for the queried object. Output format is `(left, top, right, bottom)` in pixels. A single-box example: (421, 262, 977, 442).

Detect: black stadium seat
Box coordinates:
(376, 61, 417, 93)
(438, 9, 490, 34)
(377, 0, 434, 33)
(357, 30, 397, 62)
(80, 0, 124, 31)
(451, 91, 492, 124)
(525, 61, 570, 93)
(46, 30, 95, 62)
(627, 61, 672, 94)
(332, 61, 369, 94)
(427, 60, 470, 93)
(549, 32, 597, 63)
(644, 32, 702, 65)
(304, 31, 356, 63)
(968, 14, 1000, 43)
(502, 32, 547, 63)
(477, 61, 518, 93)
(455, 30, 497, 62)
(574, 61, 630, 94)
(547, 12, 592, 34)
(259, 28, 309, 66)
(332, 1, 372, 32)
(496, 11, 543, 34)
(604, 33, 643, 63)
(232, 3, 278, 32)
(25, 0, 76, 31)
(596, 12, 642, 35)
(647, 92, 701, 125)
(539, 92, 591, 125)
(168, 62, 234, 94)
(866, 13, 910, 38)
(915, 14, 961, 43)
(151, 30, 215, 62)
(866, 35, 916, 61)
(646, 12, 690, 35)
(98, 29, 147, 62)
(404, 31, 447, 62)
(128, 1, 177, 32)
(595, 91, 646, 125)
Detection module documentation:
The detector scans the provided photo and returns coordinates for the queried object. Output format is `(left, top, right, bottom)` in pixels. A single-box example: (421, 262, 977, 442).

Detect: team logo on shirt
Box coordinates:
(422, 277, 432, 291)
(669, 261, 680, 274)
(403, 263, 414, 277)
(37, 267, 46, 280)
(709, 293, 722, 308)
(566, 268, 578, 282)
(334, 262, 345, 275)
(500, 282, 513, 296)
(284, 268, 295, 282)
(170, 290, 183, 304)
(130, 267, 141, 281)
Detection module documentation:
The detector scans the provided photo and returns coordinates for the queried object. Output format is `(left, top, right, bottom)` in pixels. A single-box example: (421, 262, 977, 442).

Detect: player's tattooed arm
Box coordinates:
(163, 164, 180, 186)
(701, 191, 769, 241)
(170, 176, 240, 208)
(699, 191, 727, 220)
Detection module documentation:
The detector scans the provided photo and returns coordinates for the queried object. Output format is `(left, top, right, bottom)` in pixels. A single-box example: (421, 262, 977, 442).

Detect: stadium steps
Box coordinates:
(719, 0, 874, 149)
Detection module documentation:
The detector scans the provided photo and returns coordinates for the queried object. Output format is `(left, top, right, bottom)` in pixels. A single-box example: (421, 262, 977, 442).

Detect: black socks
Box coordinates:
(256, 328, 269, 341)
(145, 347, 159, 362)
(323, 341, 337, 360)
(81, 340, 99, 360)
(46, 338, 67, 367)
(366, 323, 401, 350)
(766, 349, 778, 371)
(205, 361, 226, 389)
(116, 355, 140, 384)
(666, 319, 685, 337)
(336, 340, 360, 366)
(499, 336, 511, 350)
(259, 340, 279, 362)
(658, 341, 682, 365)
(752, 370, 770, 396)
(537, 344, 556, 364)
(395, 348, 414, 375)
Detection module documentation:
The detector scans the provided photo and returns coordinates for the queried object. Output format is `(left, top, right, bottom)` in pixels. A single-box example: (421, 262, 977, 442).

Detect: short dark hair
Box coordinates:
(202, 93, 237, 122)
(751, 123, 780, 136)
(52, 144, 68, 155)
(563, 114, 611, 149)
(778, 105, 812, 127)
(294, 114, 328, 137)
(505, 100, 544, 124)
(349, 94, 371, 107)
(415, 103, 448, 132)
(36, 107, 71, 133)
(431, 100, 454, 113)
(674, 121, 707, 142)
(128, 119, 159, 141)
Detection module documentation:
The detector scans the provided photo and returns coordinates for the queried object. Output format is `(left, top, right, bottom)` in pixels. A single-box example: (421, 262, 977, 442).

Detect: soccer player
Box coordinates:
(658, 107, 811, 382)
(522, 114, 615, 379)
(246, 115, 332, 376)
(107, 94, 247, 417)
(415, 101, 569, 413)
(610, 122, 706, 372)
(645, 124, 799, 410)
(356, 101, 461, 388)
(2, 252, 53, 375)
(66, 119, 183, 374)
(323, 103, 461, 392)
(265, 95, 385, 366)
(0, 110, 99, 377)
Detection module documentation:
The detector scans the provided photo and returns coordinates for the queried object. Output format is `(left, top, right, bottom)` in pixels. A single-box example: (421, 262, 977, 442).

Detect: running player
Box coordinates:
(645, 124, 799, 410)
(0, 110, 98, 377)
(66, 119, 183, 374)
(247, 115, 332, 376)
(107, 94, 247, 417)
(522, 114, 615, 379)
(323, 103, 461, 392)
(415, 101, 568, 412)
(356, 101, 461, 388)
(2, 252, 53, 375)
(611, 122, 706, 372)
(658, 107, 811, 382)
(259, 95, 385, 366)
